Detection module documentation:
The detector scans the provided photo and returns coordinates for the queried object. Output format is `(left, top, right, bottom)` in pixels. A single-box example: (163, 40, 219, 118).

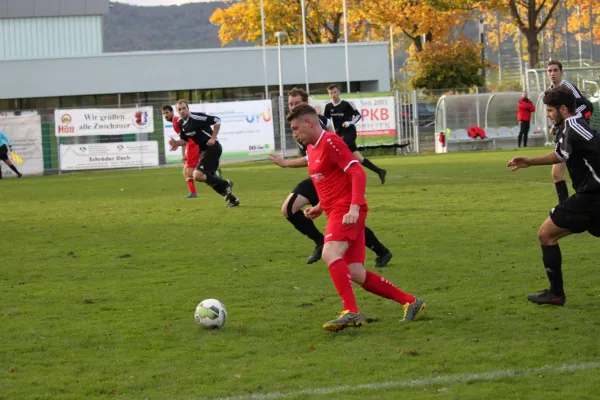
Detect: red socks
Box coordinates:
(328, 259, 358, 313)
(362, 270, 415, 305)
(187, 178, 197, 195)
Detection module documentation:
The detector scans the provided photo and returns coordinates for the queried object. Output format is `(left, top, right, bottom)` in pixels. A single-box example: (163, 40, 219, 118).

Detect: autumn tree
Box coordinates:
(411, 39, 489, 89)
(210, 0, 368, 46)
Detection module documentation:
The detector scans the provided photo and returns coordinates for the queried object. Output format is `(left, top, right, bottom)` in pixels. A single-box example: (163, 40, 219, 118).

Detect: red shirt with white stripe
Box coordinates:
(307, 131, 368, 214)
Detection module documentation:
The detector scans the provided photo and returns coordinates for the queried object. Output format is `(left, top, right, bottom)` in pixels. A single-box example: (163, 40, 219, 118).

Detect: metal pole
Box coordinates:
(590, 1, 594, 62)
(518, 29, 524, 88)
(260, 0, 269, 99)
(578, 4, 583, 66)
(564, 3, 570, 64)
(390, 25, 395, 84)
(277, 35, 283, 97)
(343, 0, 350, 93)
(479, 19, 486, 82)
(496, 13, 502, 84)
(301, 0, 309, 93)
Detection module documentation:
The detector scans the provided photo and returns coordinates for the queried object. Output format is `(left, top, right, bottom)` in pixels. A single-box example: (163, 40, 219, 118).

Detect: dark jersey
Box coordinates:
(555, 115, 600, 194)
(296, 115, 330, 157)
(324, 99, 361, 136)
(177, 112, 221, 150)
(550, 80, 593, 116)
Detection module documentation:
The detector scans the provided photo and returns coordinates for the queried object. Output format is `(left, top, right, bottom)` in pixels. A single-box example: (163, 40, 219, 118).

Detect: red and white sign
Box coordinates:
(354, 97, 396, 137)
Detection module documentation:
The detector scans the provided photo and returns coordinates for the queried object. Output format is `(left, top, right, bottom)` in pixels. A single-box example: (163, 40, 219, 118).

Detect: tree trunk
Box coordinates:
(525, 29, 539, 68)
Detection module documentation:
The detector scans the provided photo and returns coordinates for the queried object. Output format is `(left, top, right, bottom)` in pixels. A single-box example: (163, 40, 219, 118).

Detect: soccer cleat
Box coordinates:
(527, 289, 566, 306)
(401, 297, 426, 322)
(378, 169, 387, 184)
(306, 244, 323, 264)
(226, 195, 240, 208)
(17, 173, 23, 178)
(323, 310, 366, 332)
(374, 250, 393, 268)
(185, 193, 198, 199)
(224, 180, 234, 199)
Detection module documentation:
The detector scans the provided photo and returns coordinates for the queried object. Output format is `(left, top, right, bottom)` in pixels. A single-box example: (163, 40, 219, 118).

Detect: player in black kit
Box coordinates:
(168, 100, 240, 208)
(324, 84, 387, 184)
(507, 86, 600, 306)
(268, 88, 393, 268)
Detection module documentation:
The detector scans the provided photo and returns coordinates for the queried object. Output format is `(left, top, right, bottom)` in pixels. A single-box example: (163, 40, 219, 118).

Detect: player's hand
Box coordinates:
(342, 121, 350, 128)
(267, 154, 286, 167)
(304, 206, 323, 220)
(181, 155, 187, 162)
(506, 157, 531, 171)
(168, 137, 179, 148)
(207, 138, 216, 146)
(550, 126, 557, 136)
(343, 206, 360, 225)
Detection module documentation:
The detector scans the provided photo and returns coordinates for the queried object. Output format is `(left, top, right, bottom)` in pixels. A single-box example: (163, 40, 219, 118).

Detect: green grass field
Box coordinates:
(2, 149, 600, 399)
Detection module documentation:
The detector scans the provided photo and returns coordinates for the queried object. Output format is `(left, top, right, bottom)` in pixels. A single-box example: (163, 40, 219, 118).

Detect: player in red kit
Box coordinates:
(287, 104, 426, 332)
(162, 105, 199, 198)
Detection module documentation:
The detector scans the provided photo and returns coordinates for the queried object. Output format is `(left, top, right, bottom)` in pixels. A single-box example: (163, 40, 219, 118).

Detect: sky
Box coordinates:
(115, 0, 216, 6)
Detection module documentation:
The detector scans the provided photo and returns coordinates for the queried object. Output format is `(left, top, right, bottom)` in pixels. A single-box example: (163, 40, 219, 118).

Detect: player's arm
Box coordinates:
(0, 132, 11, 149)
(329, 136, 366, 223)
(169, 131, 188, 148)
(268, 154, 308, 168)
(343, 101, 362, 128)
(325, 118, 335, 132)
(507, 152, 562, 171)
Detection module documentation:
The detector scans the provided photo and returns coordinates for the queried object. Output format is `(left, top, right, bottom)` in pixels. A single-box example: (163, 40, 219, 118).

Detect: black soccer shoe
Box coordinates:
(374, 250, 393, 268)
(226, 195, 240, 208)
(307, 244, 323, 264)
(378, 169, 387, 184)
(527, 289, 566, 306)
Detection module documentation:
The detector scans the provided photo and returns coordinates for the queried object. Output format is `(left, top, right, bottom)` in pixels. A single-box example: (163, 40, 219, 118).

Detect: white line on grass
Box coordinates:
(210, 361, 600, 400)
(401, 175, 553, 186)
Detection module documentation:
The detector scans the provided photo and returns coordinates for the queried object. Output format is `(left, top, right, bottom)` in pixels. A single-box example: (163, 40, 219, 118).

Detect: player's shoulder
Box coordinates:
(565, 116, 594, 139)
(322, 131, 345, 146)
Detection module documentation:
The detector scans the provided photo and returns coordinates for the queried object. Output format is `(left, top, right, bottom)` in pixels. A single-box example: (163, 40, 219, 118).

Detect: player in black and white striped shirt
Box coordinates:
(546, 60, 594, 206)
(324, 84, 387, 184)
(507, 86, 600, 306)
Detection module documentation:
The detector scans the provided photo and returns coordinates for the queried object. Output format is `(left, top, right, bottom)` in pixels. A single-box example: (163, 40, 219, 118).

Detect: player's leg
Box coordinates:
(0, 145, 21, 178)
(283, 178, 325, 263)
(528, 194, 597, 306)
(184, 166, 197, 198)
(343, 213, 425, 321)
(552, 162, 569, 205)
(364, 226, 393, 268)
(195, 143, 239, 207)
(321, 239, 365, 332)
(517, 122, 524, 148)
(343, 132, 387, 184)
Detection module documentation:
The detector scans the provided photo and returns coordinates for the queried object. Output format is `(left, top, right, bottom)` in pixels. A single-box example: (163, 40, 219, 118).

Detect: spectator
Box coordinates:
(517, 91, 536, 148)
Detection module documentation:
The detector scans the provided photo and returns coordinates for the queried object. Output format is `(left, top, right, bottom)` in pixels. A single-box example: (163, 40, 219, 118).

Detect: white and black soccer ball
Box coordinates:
(194, 299, 227, 329)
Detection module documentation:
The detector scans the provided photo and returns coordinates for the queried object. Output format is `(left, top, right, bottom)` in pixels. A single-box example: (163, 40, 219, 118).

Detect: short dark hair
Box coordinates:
(547, 60, 563, 71)
(327, 84, 340, 91)
(162, 105, 173, 112)
(543, 86, 576, 114)
(286, 103, 318, 123)
(288, 87, 309, 102)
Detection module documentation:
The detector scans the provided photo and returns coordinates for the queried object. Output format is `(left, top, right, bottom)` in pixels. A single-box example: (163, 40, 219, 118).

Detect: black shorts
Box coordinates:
(550, 192, 600, 237)
(0, 144, 8, 161)
(340, 131, 358, 152)
(196, 142, 222, 174)
(292, 177, 319, 206)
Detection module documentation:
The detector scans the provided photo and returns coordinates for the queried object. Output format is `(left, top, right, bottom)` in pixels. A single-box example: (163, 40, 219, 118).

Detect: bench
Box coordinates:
(435, 126, 547, 153)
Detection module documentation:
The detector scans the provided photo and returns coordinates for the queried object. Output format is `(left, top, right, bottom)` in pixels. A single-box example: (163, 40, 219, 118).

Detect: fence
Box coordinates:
(0, 87, 570, 177)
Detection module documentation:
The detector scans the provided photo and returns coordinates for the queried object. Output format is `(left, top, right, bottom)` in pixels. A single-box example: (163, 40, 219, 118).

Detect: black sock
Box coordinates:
(9, 164, 19, 175)
(541, 244, 564, 296)
(555, 180, 569, 205)
(361, 158, 382, 174)
(365, 227, 389, 256)
(205, 173, 229, 196)
(287, 211, 324, 246)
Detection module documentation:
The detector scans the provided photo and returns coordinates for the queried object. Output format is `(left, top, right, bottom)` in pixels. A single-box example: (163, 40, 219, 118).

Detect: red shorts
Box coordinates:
(324, 208, 367, 265)
(185, 143, 200, 168)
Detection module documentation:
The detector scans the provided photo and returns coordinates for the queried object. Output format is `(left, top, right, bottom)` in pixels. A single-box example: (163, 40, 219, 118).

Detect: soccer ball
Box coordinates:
(194, 299, 227, 329)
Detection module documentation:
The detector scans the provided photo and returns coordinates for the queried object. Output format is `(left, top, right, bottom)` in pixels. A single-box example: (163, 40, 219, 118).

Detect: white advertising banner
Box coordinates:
(59, 141, 159, 171)
(309, 95, 396, 145)
(163, 100, 275, 163)
(55, 107, 154, 137)
(0, 112, 44, 177)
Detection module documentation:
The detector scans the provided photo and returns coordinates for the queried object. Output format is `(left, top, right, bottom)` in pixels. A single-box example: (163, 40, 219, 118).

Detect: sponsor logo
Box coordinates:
(134, 111, 151, 129)
(61, 114, 72, 124)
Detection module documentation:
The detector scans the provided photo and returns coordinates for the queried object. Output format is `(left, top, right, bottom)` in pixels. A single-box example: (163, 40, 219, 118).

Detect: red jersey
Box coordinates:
(517, 99, 536, 122)
(172, 115, 181, 134)
(307, 131, 367, 214)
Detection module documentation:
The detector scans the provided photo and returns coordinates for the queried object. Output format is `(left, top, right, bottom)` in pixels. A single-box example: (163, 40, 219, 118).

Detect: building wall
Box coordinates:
(0, 15, 103, 59)
(0, 42, 392, 100)
(0, 0, 109, 18)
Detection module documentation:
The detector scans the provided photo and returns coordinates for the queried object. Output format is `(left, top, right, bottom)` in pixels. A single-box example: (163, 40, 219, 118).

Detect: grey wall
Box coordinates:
(0, 42, 391, 99)
(0, 0, 109, 18)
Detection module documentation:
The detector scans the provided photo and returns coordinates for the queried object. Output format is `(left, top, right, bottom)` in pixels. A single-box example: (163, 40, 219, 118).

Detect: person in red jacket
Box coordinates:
(517, 91, 536, 148)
